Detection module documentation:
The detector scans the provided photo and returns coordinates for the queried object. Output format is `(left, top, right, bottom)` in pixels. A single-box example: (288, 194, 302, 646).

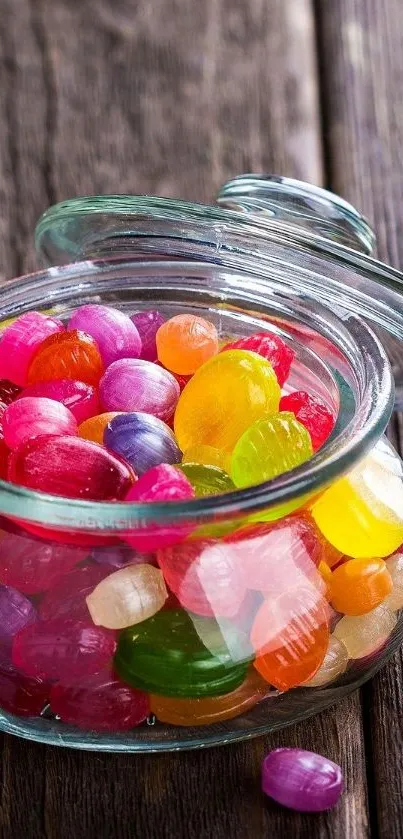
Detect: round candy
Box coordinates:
(17, 379, 100, 423)
(2, 397, 78, 450)
(231, 412, 313, 488)
(0, 312, 64, 386)
(131, 310, 165, 361)
(174, 350, 281, 452)
(115, 608, 249, 697)
(385, 552, 403, 610)
(86, 564, 168, 629)
(8, 434, 135, 500)
(280, 391, 336, 450)
(69, 304, 142, 366)
(179, 463, 235, 498)
(123, 464, 194, 552)
(222, 332, 294, 387)
(333, 605, 397, 659)
(0, 532, 85, 594)
(79, 412, 122, 445)
(262, 748, 343, 812)
(303, 636, 349, 687)
(104, 413, 181, 476)
(0, 380, 22, 434)
(0, 646, 50, 717)
(156, 314, 219, 375)
(100, 358, 179, 422)
(27, 329, 103, 386)
(150, 668, 267, 726)
(182, 444, 231, 472)
(50, 670, 149, 732)
(329, 557, 392, 616)
(13, 619, 116, 681)
(0, 585, 37, 643)
(39, 563, 111, 622)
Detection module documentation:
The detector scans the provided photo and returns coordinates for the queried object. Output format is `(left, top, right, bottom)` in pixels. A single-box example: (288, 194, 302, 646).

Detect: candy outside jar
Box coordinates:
(0, 176, 402, 752)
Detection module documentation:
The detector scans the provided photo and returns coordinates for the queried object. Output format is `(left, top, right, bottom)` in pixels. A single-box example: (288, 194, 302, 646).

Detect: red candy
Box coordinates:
(39, 563, 111, 622)
(221, 332, 295, 386)
(17, 379, 100, 424)
(0, 646, 50, 717)
(279, 391, 336, 451)
(12, 619, 116, 681)
(27, 330, 103, 387)
(0, 531, 85, 594)
(50, 670, 149, 731)
(0, 312, 64, 386)
(0, 380, 22, 437)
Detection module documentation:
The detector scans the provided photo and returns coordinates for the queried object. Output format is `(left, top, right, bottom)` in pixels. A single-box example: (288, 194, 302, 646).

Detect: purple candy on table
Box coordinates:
(99, 358, 180, 422)
(104, 412, 182, 476)
(130, 310, 165, 361)
(0, 585, 37, 643)
(69, 304, 142, 366)
(262, 748, 343, 812)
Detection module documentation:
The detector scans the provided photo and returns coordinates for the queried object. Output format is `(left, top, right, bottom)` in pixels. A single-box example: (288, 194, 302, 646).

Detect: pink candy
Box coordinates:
(131, 310, 165, 361)
(100, 358, 180, 422)
(69, 304, 142, 366)
(12, 619, 116, 681)
(17, 379, 100, 423)
(0, 531, 86, 594)
(3, 397, 77, 450)
(50, 670, 149, 731)
(124, 464, 194, 552)
(0, 312, 64, 386)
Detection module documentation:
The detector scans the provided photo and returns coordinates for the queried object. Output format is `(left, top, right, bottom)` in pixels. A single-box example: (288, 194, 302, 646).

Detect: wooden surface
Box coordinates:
(0, 0, 402, 836)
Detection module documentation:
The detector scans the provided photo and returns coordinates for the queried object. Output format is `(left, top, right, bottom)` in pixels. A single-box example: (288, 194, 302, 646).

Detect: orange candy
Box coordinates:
(156, 314, 219, 375)
(28, 330, 103, 387)
(329, 557, 393, 616)
(78, 412, 122, 445)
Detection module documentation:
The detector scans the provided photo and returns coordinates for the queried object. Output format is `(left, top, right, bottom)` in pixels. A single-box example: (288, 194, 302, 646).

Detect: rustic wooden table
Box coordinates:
(0, 0, 402, 836)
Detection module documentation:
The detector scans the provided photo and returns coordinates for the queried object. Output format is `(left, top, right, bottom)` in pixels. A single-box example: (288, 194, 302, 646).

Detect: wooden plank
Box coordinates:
(315, 1, 403, 837)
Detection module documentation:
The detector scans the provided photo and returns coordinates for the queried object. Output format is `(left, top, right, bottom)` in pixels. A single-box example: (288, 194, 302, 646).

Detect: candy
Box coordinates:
(104, 413, 181, 476)
(17, 379, 100, 423)
(0, 380, 22, 435)
(222, 332, 294, 386)
(131, 310, 165, 361)
(384, 552, 403, 610)
(303, 636, 349, 687)
(279, 391, 336, 450)
(69, 304, 142, 366)
(115, 609, 249, 697)
(329, 557, 392, 615)
(13, 619, 116, 681)
(262, 748, 343, 812)
(0, 440, 10, 479)
(27, 329, 103, 386)
(150, 668, 267, 726)
(50, 670, 149, 732)
(123, 464, 194, 552)
(0, 585, 37, 643)
(79, 412, 122, 445)
(0, 312, 64, 386)
(174, 350, 281, 452)
(0, 646, 50, 717)
(39, 564, 111, 622)
(333, 605, 397, 658)
(86, 564, 168, 629)
(2, 397, 78, 450)
(0, 532, 85, 594)
(231, 412, 313, 488)
(8, 434, 134, 500)
(156, 314, 219, 375)
(91, 545, 152, 569)
(179, 463, 235, 497)
(182, 444, 231, 472)
(100, 358, 179, 422)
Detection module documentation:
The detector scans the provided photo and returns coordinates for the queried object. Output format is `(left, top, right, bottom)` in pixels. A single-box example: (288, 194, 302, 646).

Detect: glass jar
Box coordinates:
(1, 175, 403, 752)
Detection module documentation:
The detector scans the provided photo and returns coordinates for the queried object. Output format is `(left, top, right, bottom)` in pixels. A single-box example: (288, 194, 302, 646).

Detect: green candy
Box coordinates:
(115, 608, 250, 698)
(178, 463, 235, 498)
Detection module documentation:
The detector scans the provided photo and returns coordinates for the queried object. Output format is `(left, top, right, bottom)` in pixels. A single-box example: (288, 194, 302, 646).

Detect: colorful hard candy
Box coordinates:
(385, 552, 403, 610)
(0, 312, 64, 386)
(50, 670, 149, 731)
(0, 646, 50, 717)
(333, 605, 397, 659)
(279, 391, 336, 450)
(13, 619, 116, 681)
(0, 585, 37, 643)
(17, 379, 100, 424)
(131, 310, 165, 361)
(27, 329, 103, 386)
(39, 563, 111, 622)
(2, 397, 77, 450)
(69, 304, 142, 366)
(86, 564, 168, 629)
(91, 545, 152, 569)
(0, 532, 85, 594)
(182, 444, 231, 472)
(78, 412, 122, 445)
(100, 358, 179, 421)
(0, 380, 22, 433)
(262, 748, 343, 812)
(303, 636, 349, 687)
(123, 464, 194, 552)
(329, 557, 392, 615)
(179, 463, 235, 497)
(115, 608, 249, 697)
(156, 314, 219, 375)
(8, 435, 135, 500)
(174, 350, 281, 452)
(222, 332, 294, 386)
(104, 413, 181, 476)
(0, 440, 9, 479)
(231, 412, 313, 487)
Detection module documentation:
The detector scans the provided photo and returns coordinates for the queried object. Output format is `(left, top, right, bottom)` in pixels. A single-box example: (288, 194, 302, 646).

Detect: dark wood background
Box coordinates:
(0, 0, 403, 836)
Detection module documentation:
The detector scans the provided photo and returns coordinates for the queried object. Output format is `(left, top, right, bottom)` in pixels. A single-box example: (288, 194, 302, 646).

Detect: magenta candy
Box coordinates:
(3, 397, 78, 450)
(124, 464, 194, 552)
(0, 312, 64, 386)
(0, 646, 50, 717)
(0, 532, 85, 594)
(100, 358, 180, 421)
(104, 412, 182, 476)
(39, 564, 111, 622)
(262, 748, 343, 812)
(17, 379, 100, 423)
(0, 585, 37, 642)
(69, 304, 142, 366)
(12, 619, 116, 681)
(131, 310, 165, 361)
(50, 669, 149, 731)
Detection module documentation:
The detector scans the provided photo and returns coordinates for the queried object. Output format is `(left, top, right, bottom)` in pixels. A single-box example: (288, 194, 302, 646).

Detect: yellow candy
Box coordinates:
(174, 350, 281, 452)
(231, 412, 313, 488)
(182, 444, 231, 473)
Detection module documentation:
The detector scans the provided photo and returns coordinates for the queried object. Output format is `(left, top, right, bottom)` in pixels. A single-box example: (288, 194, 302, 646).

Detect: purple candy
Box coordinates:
(69, 304, 142, 366)
(131, 310, 165, 361)
(104, 412, 182, 476)
(91, 546, 156, 569)
(262, 748, 343, 812)
(99, 358, 180, 422)
(0, 585, 37, 643)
